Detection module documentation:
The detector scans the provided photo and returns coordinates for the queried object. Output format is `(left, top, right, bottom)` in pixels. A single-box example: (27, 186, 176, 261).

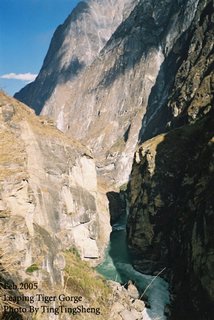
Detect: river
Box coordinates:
(96, 214, 170, 320)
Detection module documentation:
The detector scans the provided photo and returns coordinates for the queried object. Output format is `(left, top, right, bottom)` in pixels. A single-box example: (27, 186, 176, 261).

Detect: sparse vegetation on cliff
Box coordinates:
(63, 250, 111, 319)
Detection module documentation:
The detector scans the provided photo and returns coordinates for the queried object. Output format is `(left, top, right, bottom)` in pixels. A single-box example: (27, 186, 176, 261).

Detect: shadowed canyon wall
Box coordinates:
(127, 0, 214, 318)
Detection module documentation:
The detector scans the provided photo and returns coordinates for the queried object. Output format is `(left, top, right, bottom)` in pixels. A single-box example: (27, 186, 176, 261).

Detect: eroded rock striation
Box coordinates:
(127, 0, 214, 318)
(15, 0, 200, 187)
(15, 0, 138, 115)
(140, 0, 214, 141)
(0, 92, 111, 283)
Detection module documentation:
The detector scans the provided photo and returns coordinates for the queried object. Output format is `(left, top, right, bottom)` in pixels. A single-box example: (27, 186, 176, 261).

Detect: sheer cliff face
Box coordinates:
(15, 0, 137, 115)
(127, 114, 214, 318)
(127, 0, 214, 318)
(140, 0, 214, 142)
(16, 0, 200, 187)
(0, 92, 111, 294)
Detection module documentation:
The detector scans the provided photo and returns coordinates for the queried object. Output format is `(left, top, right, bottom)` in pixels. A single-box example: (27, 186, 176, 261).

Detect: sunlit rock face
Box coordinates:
(15, 0, 138, 115)
(0, 92, 110, 292)
(16, 0, 200, 187)
(127, 0, 214, 318)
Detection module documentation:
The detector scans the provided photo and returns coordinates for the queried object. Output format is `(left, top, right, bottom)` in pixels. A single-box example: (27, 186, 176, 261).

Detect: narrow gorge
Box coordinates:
(1, 0, 213, 319)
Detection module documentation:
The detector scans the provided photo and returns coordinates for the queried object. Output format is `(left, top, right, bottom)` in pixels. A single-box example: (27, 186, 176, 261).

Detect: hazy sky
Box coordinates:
(0, 0, 80, 96)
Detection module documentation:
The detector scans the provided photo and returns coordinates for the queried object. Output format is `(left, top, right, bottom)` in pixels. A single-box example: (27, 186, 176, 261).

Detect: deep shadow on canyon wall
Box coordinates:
(127, 0, 214, 318)
(127, 110, 214, 320)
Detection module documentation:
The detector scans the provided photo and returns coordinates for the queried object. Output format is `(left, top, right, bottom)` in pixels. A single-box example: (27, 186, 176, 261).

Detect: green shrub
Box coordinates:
(26, 263, 39, 273)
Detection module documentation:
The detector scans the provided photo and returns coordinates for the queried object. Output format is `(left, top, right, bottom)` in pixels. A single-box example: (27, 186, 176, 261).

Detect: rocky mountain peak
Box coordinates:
(15, 0, 138, 114)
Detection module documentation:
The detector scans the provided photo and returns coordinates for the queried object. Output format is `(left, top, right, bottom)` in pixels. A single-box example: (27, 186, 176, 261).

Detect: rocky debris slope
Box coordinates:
(127, 0, 214, 319)
(109, 281, 145, 320)
(15, 0, 200, 187)
(15, 0, 138, 115)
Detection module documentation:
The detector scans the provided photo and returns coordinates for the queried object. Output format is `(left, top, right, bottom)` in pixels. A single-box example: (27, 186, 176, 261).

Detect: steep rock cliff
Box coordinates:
(127, 0, 214, 318)
(140, 0, 214, 141)
(127, 112, 214, 319)
(16, 0, 201, 187)
(0, 92, 111, 289)
(15, 0, 137, 115)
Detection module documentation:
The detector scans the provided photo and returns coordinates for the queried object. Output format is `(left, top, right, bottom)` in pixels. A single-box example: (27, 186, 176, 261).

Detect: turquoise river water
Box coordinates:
(96, 214, 169, 320)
